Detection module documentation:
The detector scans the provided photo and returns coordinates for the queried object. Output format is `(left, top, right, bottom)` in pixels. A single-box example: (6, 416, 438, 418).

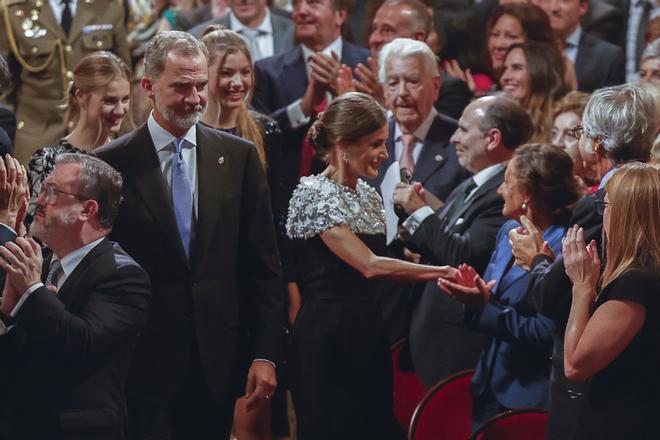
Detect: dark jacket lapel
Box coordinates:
(449, 167, 504, 225)
(127, 125, 189, 266)
(56, 238, 111, 307)
(282, 47, 308, 104)
(412, 116, 454, 185)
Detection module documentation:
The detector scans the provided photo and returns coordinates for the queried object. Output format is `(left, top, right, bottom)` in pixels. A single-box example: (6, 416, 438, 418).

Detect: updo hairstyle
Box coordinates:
(307, 92, 387, 161)
(511, 143, 583, 224)
(63, 51, 131, 126)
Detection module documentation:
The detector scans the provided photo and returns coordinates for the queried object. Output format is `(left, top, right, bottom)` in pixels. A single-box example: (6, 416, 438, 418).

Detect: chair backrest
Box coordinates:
(408, 369, 474, 440)
(470, 408, 549, 440)
(391, 339, 426, 431)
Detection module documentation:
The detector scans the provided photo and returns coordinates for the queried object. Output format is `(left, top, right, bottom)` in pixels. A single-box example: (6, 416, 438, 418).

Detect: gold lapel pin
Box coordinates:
(218, 157, 225, 165)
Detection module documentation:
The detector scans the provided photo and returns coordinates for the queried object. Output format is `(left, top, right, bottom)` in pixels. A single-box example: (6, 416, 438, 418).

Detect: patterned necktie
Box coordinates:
(45, 259, 63, 287)
(399, 133, 417, 177)
(171, 138, 193, 258)
(61, 0, 72, 35)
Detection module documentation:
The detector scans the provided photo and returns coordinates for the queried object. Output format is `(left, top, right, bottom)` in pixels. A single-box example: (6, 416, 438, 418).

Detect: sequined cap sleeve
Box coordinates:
(286, 175, 385, 239)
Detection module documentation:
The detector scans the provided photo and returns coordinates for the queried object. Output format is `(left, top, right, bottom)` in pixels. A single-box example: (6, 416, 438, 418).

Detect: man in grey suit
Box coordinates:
(188, 0, 294, 61)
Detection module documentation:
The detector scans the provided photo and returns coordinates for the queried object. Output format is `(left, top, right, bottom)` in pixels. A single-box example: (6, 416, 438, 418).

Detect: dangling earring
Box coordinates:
(342, 152, 349, 163)
(521, 201, 528, 211)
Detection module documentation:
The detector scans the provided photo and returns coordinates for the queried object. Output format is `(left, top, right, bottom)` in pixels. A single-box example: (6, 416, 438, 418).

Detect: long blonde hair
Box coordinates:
(201, 25, 266, 168)
(602, 162, 660, 287)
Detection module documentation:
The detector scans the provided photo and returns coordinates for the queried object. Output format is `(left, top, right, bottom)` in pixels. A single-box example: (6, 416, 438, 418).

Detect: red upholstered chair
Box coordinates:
(470, 408, 549, 440)
(408, 369, 474, 440)
(391, 339, 426, 431)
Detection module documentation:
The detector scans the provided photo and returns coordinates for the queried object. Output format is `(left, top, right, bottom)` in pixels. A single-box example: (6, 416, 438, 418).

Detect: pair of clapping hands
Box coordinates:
(0, 154, 46, 317)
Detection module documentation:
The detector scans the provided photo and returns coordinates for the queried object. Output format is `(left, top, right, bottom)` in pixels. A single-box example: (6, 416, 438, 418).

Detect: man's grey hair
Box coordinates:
(378, 38, 438, 84)
(0, 54, 11, 95)
(641, 38, 660, 63)
(582, 84, 657, 164)
(55, 153, 123, 230)
(144, 31, 209, 80)
(476, 95, 533, 150)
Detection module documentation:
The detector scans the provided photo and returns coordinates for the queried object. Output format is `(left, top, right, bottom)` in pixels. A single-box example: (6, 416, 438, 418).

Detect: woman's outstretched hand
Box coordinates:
(437, 263, 495, 309)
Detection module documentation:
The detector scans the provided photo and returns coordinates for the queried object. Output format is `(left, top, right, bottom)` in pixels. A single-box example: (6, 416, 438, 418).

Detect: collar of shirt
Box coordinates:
(230, 7, 273, 35)
(48, 0, 78, 24)
(393, 108, 438, 163)
(470, 162, 505, 195)
(598, 165, 620, 190)
(147, 111, 197, 152)
(564, 26, 581, 63)
(302, 36, 343, 74)
(52, 236, 105, 282)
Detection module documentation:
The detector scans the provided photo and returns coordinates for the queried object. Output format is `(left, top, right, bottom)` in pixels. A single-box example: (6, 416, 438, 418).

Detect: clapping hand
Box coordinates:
(443, 59, 476, 94)
(353, 58, 385, 105)
(0, 237, 43, 312)
(0, 154, 29, 232)
(309, 51, 342, 96)
(392, 182, 427, 215)
(562, 225, 600, 295)
(509, 215, 555, 271)
(437, 263, 496, 309)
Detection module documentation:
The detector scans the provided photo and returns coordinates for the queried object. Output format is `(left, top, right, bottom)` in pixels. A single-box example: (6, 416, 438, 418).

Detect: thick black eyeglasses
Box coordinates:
(594, 199, 610, 216)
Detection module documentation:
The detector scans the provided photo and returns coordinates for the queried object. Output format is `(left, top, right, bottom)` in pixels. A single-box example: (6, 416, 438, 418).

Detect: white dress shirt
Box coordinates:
(231, 7, 275, 61)
(48, 0, 77, 25)
(564, 26, 581, 65)
(147, 112, 199, 216)
(286, 36, 344, 129)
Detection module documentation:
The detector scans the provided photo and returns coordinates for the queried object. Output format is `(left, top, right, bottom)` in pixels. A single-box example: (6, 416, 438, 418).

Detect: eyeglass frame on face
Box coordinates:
(594, 199, 610, 216)
(38, 185, 86, 205)
(571, 124, 585, 140)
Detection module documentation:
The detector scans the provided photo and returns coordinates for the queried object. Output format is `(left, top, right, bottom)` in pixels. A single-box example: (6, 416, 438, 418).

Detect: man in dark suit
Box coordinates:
(392, 95, 533, 388)
(509, 83, 657, 440)
(0, 153, 151, 440)
(0, 54, 14, 155)
(533, 0, 625, 92)
(371, 37, 469, 343)
(252, 0, 370, 195)
(187, 0, 294, 61)
(365, 0, 472, 121)
(95, 31, 284, 440)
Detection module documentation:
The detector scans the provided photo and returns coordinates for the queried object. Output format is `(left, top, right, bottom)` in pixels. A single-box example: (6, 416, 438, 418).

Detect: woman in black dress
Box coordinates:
(563, 162, 660, 439)
(286, 92, 456, 439)
(200, 26, 286, 439)
(27, 51, 131, 228)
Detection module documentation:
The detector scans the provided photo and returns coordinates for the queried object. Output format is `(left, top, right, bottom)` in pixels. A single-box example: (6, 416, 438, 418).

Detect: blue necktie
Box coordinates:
(171, 138, 193, 258)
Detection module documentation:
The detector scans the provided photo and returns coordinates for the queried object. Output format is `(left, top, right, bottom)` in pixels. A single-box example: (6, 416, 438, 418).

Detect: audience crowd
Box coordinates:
(0, 0, 658, 438)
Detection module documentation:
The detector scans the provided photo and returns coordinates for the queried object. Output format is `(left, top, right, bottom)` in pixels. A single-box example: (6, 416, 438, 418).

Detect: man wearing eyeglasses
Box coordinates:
(0, 153, 151, 440)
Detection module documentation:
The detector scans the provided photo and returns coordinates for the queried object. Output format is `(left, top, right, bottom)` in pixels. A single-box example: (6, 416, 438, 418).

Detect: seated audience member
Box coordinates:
(0, 55, 14, 156)
(176, 0, 229, 31)
(444, 3, 559, 95)
(562, 162, 660, 439)
(438, 144, 581, 430)
(188, 0, 294, 61)
(532, 0, 624, 92)
(252, 0, 369, 197)
(26, 52, 131, 228)
(391, 95, 533, 388)
(638, 39, 660, 87)
(500, 41, 567, 142)
(0, 153, 151, 440)
(551, 91, 598, 188)
(357, 0, 471, 120)
(508, 83, 657, 440)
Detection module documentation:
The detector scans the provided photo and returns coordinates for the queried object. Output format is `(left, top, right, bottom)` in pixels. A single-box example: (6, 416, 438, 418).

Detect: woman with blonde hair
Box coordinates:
(200, 25, 286, 440)
(27, 51, 131, 227)
(563, 162, 660, 438)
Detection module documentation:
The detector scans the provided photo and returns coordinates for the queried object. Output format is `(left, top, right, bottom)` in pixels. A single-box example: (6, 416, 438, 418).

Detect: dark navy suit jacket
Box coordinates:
(253, 42, 370, 197)
(466, 220, 563, 409)
(575, 32, 625, 93)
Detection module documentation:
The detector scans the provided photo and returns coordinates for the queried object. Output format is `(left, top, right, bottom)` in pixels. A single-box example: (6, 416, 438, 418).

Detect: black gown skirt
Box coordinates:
(288, 233, 403, 440)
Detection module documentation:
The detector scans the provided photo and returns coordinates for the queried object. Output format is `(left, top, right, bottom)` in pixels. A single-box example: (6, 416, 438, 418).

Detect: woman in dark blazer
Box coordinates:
(439, 144, 582, 430)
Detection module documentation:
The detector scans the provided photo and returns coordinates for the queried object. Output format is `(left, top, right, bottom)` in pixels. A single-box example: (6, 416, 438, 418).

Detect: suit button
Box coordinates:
(95, 40, 103, 48)
(17, 121, 24, 130)
(66, 70, 73, 79)
(65, 44, 72, 52)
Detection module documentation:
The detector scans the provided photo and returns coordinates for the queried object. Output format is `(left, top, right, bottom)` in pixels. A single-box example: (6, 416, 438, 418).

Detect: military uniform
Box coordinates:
(0, 0, 129, 163)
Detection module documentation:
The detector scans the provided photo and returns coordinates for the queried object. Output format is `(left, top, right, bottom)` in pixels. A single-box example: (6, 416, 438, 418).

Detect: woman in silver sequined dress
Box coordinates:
(285, 93, 456, 439)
